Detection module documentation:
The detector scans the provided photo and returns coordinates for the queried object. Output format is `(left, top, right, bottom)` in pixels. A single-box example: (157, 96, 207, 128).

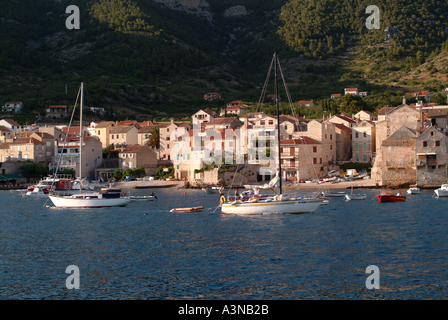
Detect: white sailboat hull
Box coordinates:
(221, 199, 324, 215)
(49, 194, 129, 208)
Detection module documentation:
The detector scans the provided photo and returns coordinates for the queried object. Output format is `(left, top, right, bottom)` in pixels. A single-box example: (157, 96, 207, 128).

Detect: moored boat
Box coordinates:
(220, 53, 324, 215)
(48, 83, 129, 208)
(434, 183, 448, 197)
(407, 185, 422, 194)
(376, 185, 406, 202)
(170, 206, 204, 213)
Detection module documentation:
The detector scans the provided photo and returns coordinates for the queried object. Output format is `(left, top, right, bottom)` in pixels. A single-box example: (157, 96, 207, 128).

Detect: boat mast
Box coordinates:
(274, 53, 282, 195)
(79, 82, 83, 195)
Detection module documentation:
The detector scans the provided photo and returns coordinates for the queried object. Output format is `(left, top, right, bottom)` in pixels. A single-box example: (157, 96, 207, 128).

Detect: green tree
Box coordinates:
(19, 162, 49, 179)
(339, 94, 366, 115)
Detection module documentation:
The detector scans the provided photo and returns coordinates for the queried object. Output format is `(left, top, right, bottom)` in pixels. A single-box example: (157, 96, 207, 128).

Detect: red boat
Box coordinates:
(376, 185, 406, 202)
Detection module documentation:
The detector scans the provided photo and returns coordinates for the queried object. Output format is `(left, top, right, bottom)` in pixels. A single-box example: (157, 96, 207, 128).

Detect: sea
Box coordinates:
(1, 187, 448, 300)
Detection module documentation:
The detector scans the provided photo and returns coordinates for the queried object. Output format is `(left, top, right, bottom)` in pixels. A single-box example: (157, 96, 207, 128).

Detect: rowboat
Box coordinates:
(170, 206, 204, 213)
(376, 185, 406, 202)
(130, 196, 156, 201)
(323, 191, 346, 197)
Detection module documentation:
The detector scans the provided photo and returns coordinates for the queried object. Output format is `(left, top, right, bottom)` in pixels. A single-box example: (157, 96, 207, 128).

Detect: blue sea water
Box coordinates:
(1, 187, 448, 300)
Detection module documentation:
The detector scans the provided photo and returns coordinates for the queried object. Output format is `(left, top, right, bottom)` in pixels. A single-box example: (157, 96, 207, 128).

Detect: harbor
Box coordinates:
(2, 187, 448, 300)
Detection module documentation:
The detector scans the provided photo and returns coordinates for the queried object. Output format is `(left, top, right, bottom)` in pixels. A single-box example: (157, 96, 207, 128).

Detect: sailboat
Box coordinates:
(221, 53, 324, 215)
(48, 83, 129, 208)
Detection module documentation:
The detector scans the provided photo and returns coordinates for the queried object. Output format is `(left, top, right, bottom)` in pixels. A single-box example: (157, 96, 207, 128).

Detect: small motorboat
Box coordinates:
(376, 185, 406, 202)
(407, 185, 422, 195)
(434, 183, 448, 197)
(170, 206, 204, 213)
(345, 194, 367, 200)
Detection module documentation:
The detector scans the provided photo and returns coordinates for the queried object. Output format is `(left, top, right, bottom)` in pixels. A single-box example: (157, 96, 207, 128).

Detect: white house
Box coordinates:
(345, 88, 359, 96)
(2, 101, 23, 113)
(0, 119, 22, 133)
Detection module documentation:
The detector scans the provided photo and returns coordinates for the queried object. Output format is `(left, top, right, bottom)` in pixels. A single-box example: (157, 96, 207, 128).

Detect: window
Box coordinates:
(313, 146, 317, 153)
(355, 143, 359, 150)
(363, 132, 367, 138)
(166, 137, 170, 141)
(436, 141, 440, 147)
(269, 120, 274, 125)
(98, 130, 100, 135)
(423, 141, 427, 147)
(363, 143, 367, 149)
(355, 132, 359, 138)
(330, 134, 332, 140)
(313, 158, 317, 164)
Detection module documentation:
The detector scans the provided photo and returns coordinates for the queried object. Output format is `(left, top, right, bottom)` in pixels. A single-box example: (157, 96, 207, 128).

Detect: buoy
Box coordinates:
(184, 192, 186, 195)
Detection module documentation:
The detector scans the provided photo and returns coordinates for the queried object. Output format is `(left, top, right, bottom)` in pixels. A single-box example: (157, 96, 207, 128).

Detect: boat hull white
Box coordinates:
(221, 199, 324, 215)
(49, 194, 129, 208)
(345, 194, 367, 200)
(435, 189, 448, 197)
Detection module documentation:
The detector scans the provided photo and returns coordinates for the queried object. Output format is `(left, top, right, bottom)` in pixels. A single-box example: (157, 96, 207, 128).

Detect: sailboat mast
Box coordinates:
(79, 82, 83, 194)
(274, 53, 282, 195)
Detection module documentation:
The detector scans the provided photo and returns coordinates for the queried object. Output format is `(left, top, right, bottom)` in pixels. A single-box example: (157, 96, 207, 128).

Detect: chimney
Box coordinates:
(403, 96, 406, 105)
(171, 118, 174, 124)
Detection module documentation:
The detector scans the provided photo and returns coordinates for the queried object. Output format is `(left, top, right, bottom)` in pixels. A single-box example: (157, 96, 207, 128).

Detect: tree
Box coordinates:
(19, 162, 49, 179)
(145, 125, 160, 150)
(339, 94, 366, 115)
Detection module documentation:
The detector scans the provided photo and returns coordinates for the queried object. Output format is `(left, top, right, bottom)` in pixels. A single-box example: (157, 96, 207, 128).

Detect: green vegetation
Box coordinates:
(155, 165, 174, 180)
(19, 161, 49, 179)
(1, 0, 448, 124)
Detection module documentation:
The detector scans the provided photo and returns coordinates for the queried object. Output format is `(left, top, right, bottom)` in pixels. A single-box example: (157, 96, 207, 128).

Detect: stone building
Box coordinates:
(371, 104, 422, 185)
(279, 137, 325, 181)
(415, 127, 448, 186)
(376, 126, 417, 186)
(119, 145, 158, 175)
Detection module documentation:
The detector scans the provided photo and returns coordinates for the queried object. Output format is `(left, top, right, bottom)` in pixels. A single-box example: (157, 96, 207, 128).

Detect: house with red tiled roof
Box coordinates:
(331, 94, 342, 99)
(411, 91, 430, 100)
(192, 109, 218, 125)
(345, 88, 359, 96)
(118, 120, 141, 129)
(62, 126, 91, 138)
(226, 100, 242, 108)
(239, 112, 266, 122)
(0, 137, 47, 163)
(119, 145, 157, 174)
(220, 105, 247, 117)
(327, 115, 357, 128)
(279, 137, 325, 181)
(0, 119, 22, 133)
(296, 100, 314, 107)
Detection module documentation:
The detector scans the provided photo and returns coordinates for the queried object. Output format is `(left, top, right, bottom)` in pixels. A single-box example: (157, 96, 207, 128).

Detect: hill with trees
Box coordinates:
(1, 0, 448, 124)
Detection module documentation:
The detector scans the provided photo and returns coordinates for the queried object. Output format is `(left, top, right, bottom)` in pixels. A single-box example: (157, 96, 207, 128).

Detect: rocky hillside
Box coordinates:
(1, 0, 448, 124)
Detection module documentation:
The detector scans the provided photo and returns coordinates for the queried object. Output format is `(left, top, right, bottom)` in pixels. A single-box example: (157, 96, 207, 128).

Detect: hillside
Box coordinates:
(1, 0, 448, 124)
